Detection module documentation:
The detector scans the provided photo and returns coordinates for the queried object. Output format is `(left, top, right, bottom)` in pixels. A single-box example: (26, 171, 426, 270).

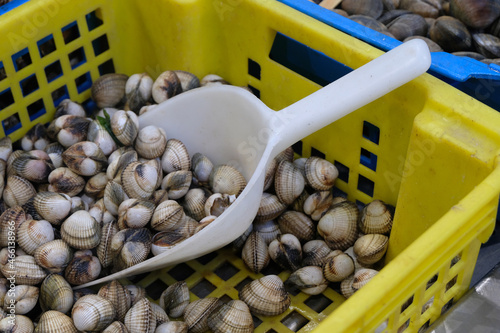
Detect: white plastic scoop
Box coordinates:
(76, 39, 430, 288)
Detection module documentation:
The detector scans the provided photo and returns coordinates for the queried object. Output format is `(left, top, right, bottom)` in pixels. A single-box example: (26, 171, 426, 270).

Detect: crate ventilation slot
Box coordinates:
(62, 21, 80, 44)
(363, 121, 380, 144)
(27, 99, 46, 121)
(86, 9, 104, 31)
(12, 48, 32, 72)
(358, 174, 374, 197)
(37, 35, 56, 58)
(269, 32, 352, 86)
(0, 62, 6, 81)
(360, 147, 377, 171)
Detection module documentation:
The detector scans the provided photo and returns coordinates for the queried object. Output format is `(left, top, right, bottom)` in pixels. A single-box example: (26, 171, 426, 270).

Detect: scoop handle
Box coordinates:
(270, 39, 431, 155)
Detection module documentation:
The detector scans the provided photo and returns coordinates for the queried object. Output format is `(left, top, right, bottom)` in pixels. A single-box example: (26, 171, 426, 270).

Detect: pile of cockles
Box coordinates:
(0, 68, 394, 332)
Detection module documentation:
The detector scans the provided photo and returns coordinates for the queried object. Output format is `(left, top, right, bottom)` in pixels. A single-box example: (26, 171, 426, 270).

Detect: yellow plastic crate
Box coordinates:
(1, 0, 500, 332)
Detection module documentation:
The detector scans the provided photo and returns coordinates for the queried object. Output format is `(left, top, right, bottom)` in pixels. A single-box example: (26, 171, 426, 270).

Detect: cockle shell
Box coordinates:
(0, 207, 28, 250)
(159, 281, 190, 318)
(34, 310, 78, 333)
(151, 229, 189, 256)
(0, 255, 46, 285)
(161, 170, 192, 200)
(87, 119, 118, 156)
(65, 250, 101, 285)
(121, 161, 158, 200)
(124, 297, 157, 333)
(40, 274, 74, 314)
(184, 297, 222, 333)
(152, 71, 182, 103)
(17, 219, 54, 255)
(239, 275, 290, 316)
(104, 180, 129, 216)
(61, 210, 101, 250)
(135, 126, 167, 159)
(45, 142, 65, 168)
(107, 148, 138, 182)
(22, 123, 49, 151)
(110, 228, 152, 271)
(48, 167, 85, 196)
(200, 74, 229, 86)
(97, 220, 120, 268)
(72, 294, 116, 332)
(125, 73, 154, 113)
(241, 231, 270, 273)
(340, 275, 356, 299)
(359, 200, 393, 234)
(305, 157, 338, 190)
(47, 115, 90, 148)
(174, 70, 200, 91)
(3, 175, 37, 207)
(151, 200, 185, 232)
(277, 210, 315, 243)
(151, 302, 169, 326)
(209, 165, 247, 197)
(317, 201, 359, 250)
(204, 193, 235, 217)
(191, 153, 213, 185)
(182, 188, 210, 221)
(268, 234, 302, 271)
(302, 240, 331, 267)
(34, 239, 72, 273)
(102, 321, 129, 333)
(111, 110, 139, 146)
(155, 321, 188, 333)
(274, 160, 305, 205)
(352, 268, 379, 290)
(286, 266, 328, 295)
(118, 198, 155, 229)
(303, 190, 334, 221)
(126, 285, 147, 306)
(98, 280, 132, 322)
(0, 314, 34, 333)
(12, 150, 54, 183)
(252, 219, 281, 245)
(0, 137, 12, 162)
(33, 192, 72, 225)
(254, 192, 287, 223)
(323, 250, 355, 282)
(85, 172, 109, 198)
(353, 234, 389, 265)
(161, 139, 191, 174)
(207, 300, 253, 333)
(91, 73, 128, 109)
(62, 141, 107, 176)
(3, 284, 39, 314)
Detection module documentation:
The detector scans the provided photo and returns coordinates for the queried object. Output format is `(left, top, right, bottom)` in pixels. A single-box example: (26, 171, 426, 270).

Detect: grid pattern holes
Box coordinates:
(214, 261, 239, 281)
(20, 74, 39, 96)
(145, 279, 168, 300)
(446, 275, 458, 292)
(247, 84, 260, 98)
(37, 35, 56, 58)
(248, 58, 261, 79)
(426, 274, 438, 290)
(363, 121, 380, 144)
(360, 148, 377, 171)
(281, 311, 308, 332)
(0, 62, 6, 81)
(358, 174, 374, 197)
(168, 263, 194, 281)
(218, 294, 233, 304)
(98, 59, 115, 75)
(51, 85, 69, 107)
(401, 295, 413, 313)
(450, 253, 462, 268)
(68, 47, 86, 69)
(334, 160, 349, 183)
(311, 147, 325, 159)
(2, 113, 21, 135)
(75, 72, 92, 93)
(441, 298, 454, 314)
(253, 315, 263, 329)
(235, 277, 253, 292)
(304, 293, 332, 313)
(92, 34, 110, 56)
(191, 279, 216, 298)
(418, 320, 430, 333)
(197, 252, 218, 265)
(62, 21, 80, 44)
(292, 140, 302, 155)
(86, 9, 104, 31)
(45, 61, 63, 82)
(12, 48, 32, 71)
(27, 99, 46, 121)
(0, 89, 14, 110)
(399, 319, 410, 332)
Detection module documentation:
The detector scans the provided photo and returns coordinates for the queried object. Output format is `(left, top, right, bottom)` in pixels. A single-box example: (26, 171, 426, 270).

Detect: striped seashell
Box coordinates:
(40, 274, 74, 314)
(124, 298, 156, 333)
(34, 310, 77, 333)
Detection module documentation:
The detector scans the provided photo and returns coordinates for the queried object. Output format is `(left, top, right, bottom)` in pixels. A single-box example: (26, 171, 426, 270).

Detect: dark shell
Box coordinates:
(387, 14, 428, 41)
(449, 0, 500, 29)
(429, 16, 472, 52)
(342, 0, 384, 19)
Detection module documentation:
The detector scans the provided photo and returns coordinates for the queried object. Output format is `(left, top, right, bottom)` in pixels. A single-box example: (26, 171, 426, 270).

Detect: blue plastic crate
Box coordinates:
(279, 0, 500, 113)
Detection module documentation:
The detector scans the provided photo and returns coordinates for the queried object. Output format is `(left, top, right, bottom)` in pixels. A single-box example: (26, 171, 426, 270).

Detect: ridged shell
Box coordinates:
(450, 0, 500, 29)
(204, 193, 235, 217)
(254, 192, 287, 222)
(156, 321, 188, 333)
(72, 294, 116, 332)
(0, 314, 34, 333)
(61, 210, 100, 249)
(47, 167, 85, 197)
(151, 200, 185, 232)
(126, 285, 147, 305)
(0, 136, 12, 162)
(159, 281, 190, 318)
(303, 190, 334, 221)
(91, 73, 128, 109)
(40, 274, 74, 313)
(6, 150, 23, 177)
(85, 172, 108, 198)
(275, 160, 305, 205)
(208, 300, 253, 333)
(359, 200, 393, 234)
(111, 110, 139, 146)
(239, 275, 290, 316)
(125, 73, 153, 113)
(124, 298, 156, 333)
(87, 119, 118, 156)
(12, 150, 54, 183)
(290, 189, 309, 213)
(353, 234, 389, 265)
(47, 115, 90, 148)
(242, 231, 270, 273)
(3, 284, 39, 314)
(0, 206, 27, 247)
(305, 157, 338, 190)
(98, 280, 132, 322)
(161, 139, 190, 174)
(97, 220, 119, 268)
(151, 229, 189, 256)
(317, 201, 359, 250)
(17, 219, 54, 255)
(64, 250, 101, 285)
(118, 198, 155, 229)
(268, 234, 302, 272)
(104, 180, 129, 216)
(209, 165, 247, 197)
(286, 266, 328, 295)
(277, 210, 315, 243)
(150, 302, 169, 326)
(152, 71, 182, 104)
(191, 153, 213, 185)
(263, 158, 277, 191)
(121, 161, 158, 200)
(103, 321, 129, 333)
(323, 250, 355, 282)
(352, 268, 378, 290)
(107, 148, 138, 182)
(33, 192, 72, 225)
(161, 170, 192, 200)
(184, 297, 222, 333)
(3, 175, 37, 207)
(62, 141, 107, 176)
(45, 142, 65, 168)
(34, 239, 72, 273)
(135, 126, 167, 159)
(200, 74, 229, 86)
(302, 240, 331, 267)
(253, 219, 281, 245)
(340, 275, 356, 298)
(110, 228, 152, 271)
(34, 310, 78, 333)
(0, 255, 46, 285)
(22, 123, 49, 151)
(182, 188, 209, 221)
(174, 70, 200, 91)
(341, 0, 383, 18)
